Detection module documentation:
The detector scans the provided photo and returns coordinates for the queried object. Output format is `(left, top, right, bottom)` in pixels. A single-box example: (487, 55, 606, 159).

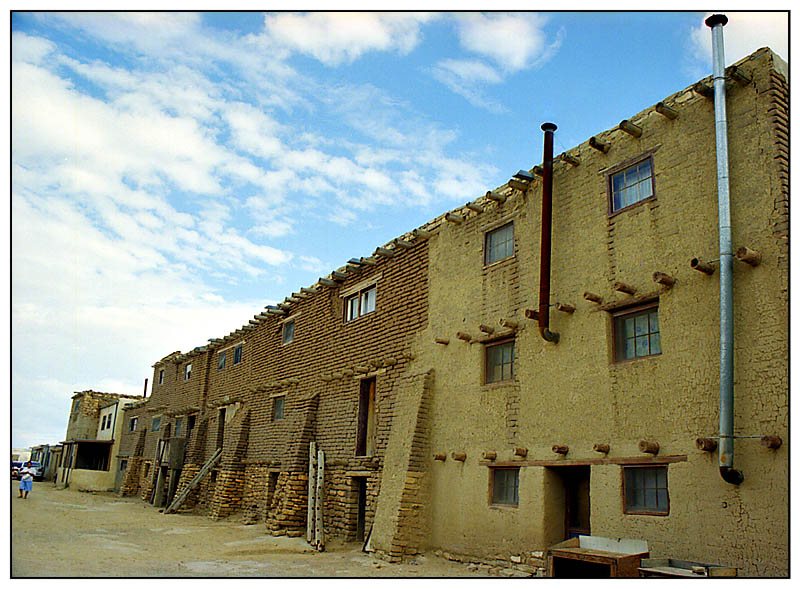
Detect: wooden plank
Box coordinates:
(164, 447, 222, 514)
(306, 442, 316, 543)
(314, 448, 325, 551)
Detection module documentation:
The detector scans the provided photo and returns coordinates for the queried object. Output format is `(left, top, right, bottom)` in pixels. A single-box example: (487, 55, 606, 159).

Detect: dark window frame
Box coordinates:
(184, 363, 192, 381)
(233, 344, 243, 365)
(612, 301, 661, 363)
(129, 417, 138, 432)
(489, 467, 520, 507)
(282, 319, 295, 345)
(158, 369, 164, 385)
(484, 221, 515, 266)
(272, 395, 285, 421)
(607, 154, 656, 216)
(484, 338, 515, 384)
(218, 351, 226, 370)
(622, 465, 670, 516)
(344, 285, 377, 323)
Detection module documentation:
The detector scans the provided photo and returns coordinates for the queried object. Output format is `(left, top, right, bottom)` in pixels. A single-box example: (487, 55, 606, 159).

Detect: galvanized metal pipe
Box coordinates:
(706, 13, 743, 485)
(538, 123, 559, 343)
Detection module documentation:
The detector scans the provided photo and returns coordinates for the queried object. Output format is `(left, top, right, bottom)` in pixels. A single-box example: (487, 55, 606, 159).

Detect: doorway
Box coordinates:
(546, 466, 590, 541)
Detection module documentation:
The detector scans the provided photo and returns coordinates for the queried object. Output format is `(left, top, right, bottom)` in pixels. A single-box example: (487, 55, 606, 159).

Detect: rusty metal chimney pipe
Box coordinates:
(538, 122, 559, 343)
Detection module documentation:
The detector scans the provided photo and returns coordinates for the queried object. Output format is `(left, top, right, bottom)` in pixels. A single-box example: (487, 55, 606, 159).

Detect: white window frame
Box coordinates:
(184, 363, 192, 380)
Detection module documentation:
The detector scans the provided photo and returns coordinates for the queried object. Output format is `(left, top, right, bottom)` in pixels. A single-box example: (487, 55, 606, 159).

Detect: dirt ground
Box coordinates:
(10, 480, 485, 578)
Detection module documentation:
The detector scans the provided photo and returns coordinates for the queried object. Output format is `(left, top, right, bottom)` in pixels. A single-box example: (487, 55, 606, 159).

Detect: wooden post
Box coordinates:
(693, 81, 714, 99)
(433, 453, 447, 461)
(514, 447, 528, 458)
(653, 271, 676, 287)
(593, 443, 610, 454)
(655, 102, 679, 120)
(486, 190, 507, 203)
(435, 337, 450, 345)
(559, 152, 580, 166)
(614, 281, 636, 295)
(618, 119, 643, 138)
(445, 212, 464, 224)
(589, 136, 610, 153)
(465, 201, 484, 213)
(482, 451, 497, 461)
(452, 452, 466, 462)
(412, 228, 432, 239)
(736, 246, 762, 267)
(456, 331, 472, 342)
(307, 442, 316, 543)
(760, 435, 782, 450)
(690, 258, 716, 275)
(314, 448, 325, 551)
(583, 291, 603, 303)
(552, 445, 569, 455)
(696, 438, 718, 452)
(478, 324, 494, 334)
(554, 303, 576, 314)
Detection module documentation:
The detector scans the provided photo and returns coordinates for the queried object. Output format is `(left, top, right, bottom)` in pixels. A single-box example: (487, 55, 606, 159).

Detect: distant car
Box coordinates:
(12, 461, 42, 481)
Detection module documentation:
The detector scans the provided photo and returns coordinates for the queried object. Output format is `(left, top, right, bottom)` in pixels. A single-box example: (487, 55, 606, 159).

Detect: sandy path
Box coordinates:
(10, 481, 483, 578)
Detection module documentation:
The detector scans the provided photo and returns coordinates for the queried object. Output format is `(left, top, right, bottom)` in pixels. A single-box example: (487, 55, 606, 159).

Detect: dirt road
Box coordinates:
(11, 481, 483, 578)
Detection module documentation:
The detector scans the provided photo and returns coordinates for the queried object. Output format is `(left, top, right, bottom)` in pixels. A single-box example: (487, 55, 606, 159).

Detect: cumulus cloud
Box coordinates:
(687, 12, 788, 70)
(262, 12, 437, 65)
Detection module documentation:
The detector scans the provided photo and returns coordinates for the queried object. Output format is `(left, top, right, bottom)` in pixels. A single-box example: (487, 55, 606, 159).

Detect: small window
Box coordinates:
(218, 351, 226, 370)
(120, 459, 128, 472)
(272, 396, 285, 421)
(174, 416, 183, 437)
(234, 344, 243, 365)
(100, 415, 107, 430)
(344, 286, 377, 322)
(623, 465, 669, 515)
(129, 417, 138, 432)
(485, 222, 514, 265)
(282, 320, 295, 345)
(491, 468, 519, 506)
(485, 339, 514, 384)
(614, 303, 661, 362)
(610, 158, 654, 213)
(184, 363, 192, 380)
(152, 416, 161, 432)
(158, 369, 164, 385)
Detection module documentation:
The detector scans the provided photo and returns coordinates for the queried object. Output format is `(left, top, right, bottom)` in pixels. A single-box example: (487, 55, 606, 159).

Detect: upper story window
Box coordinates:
(345, 286, 376, 322)
(152, 416, 161, 432)
(100, 415, 107, 430)
(613, 302, 661, 362)
(129, 417, 138, 432)
(272, 395, 285, 421)
(623, 465, 669, 515)
(184, 363, 192, 380)
(234, 344, 243, 365)
(158, 369, 164, 385)
(174, 416, 183, 437)
(484, 222, 514, 265)
(609, 157, 654, 213)
(282, 319, 295, 345)
(485, 339, 514, 384)
(218, 351, 226, 371)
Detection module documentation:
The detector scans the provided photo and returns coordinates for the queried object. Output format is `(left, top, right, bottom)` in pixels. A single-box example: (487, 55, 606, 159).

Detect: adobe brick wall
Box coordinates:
(418, 48, 788, 576)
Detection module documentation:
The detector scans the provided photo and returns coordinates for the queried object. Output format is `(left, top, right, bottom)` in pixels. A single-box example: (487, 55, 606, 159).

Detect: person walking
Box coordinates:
(18, 461, 34, 499)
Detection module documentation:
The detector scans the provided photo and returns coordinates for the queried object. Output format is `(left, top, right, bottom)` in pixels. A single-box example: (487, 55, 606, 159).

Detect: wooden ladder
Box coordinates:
(164, 447, 222, 514)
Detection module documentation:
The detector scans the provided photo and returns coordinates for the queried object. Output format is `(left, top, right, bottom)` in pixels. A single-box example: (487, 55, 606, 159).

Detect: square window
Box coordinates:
(184, 363, 192, 380)
(491, 468, 519, 506)
(614, 303, 661, 362)
(282, 320, 295, 345)
(152, 416, 161, 432)
(485, 223, 514, 265)
(344, 285, 377, 322)
(234, 344, 243, 365)
(485, 340, 515, 384)
(129, 417, 138, 432)
(218, 351, 226, 370)
(272, 396, 285, 421)
(609, 158, 654, 213)
(158, 369, 164, 385)
(623, 466, 669, 515)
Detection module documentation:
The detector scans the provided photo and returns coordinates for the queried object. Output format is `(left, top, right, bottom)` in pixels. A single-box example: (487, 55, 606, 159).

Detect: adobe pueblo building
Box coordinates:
(117, 43, 787, 577)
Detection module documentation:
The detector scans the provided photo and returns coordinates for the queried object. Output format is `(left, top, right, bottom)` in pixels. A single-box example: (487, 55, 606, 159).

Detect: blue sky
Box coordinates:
(9, 11, 789, 448)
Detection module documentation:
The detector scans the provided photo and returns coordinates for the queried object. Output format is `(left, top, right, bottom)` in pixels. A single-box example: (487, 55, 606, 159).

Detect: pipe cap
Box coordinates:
(705, 14, 728, 28)
(541, 122, 557, 132)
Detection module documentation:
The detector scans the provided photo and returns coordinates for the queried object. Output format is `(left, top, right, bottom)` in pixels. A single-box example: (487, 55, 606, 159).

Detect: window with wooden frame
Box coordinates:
(613, 302, 661, 362)
(609, 156, 654, 214)
(218, 351, 226, 370)
(282, 319, 295, 345)
(174, 416, 183, 437)
(272, 395, 285, 421)
(484, 222, 514, 265)
(129, 416, 138, 432)
(623, 465, 669, 515)
(344, 286, 377, 322)
(485, 339, 515, 384)
(151, 416, 161, 432)
(233, 344, 243, 365)
(184, 363, 192, 380)
(490, 467, 519, 506)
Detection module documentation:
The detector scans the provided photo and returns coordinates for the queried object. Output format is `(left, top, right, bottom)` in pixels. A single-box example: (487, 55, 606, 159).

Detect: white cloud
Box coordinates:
(454, 12, 557, 72)
(262, 12, 437, 65)
(688, 12, 788, 67)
